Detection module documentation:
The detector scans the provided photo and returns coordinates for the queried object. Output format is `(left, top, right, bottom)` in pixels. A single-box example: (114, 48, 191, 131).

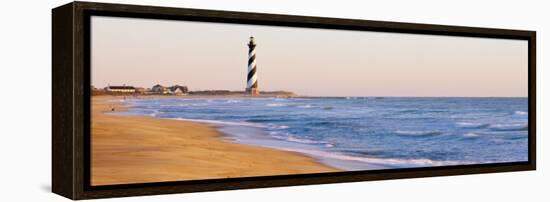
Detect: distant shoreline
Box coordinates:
(91, 93, 528, 99)
(92, 89, 295, 97)
(92, 88, 526, 99)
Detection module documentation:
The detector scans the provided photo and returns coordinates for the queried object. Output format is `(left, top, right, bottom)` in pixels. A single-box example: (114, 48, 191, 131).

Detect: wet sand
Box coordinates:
(91, 96, 338, 186)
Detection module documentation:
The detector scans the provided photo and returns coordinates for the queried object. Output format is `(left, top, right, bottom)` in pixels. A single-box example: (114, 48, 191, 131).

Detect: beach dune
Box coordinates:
(91, 96, 337, 186)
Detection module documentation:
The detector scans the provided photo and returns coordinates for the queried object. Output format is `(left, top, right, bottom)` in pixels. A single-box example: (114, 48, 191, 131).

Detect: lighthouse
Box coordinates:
(246, 36, 259, 96)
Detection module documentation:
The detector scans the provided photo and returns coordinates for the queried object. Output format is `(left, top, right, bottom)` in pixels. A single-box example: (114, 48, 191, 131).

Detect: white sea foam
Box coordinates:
(224, 99, 241, 103)
(272, 147, 473, 167)
(269, 133, 329, 145)
(271, 98, 289, 101)
(463, 132, 480, 138)
(149, 110, 160, 117)
(266, 103, 286, 107)
(286, 136, 328, 144)
(514, 111, 528, 115)
(173, 118, 266, 128)
(268, 125, 289, 129)
(489, 123, 528, 131)
(456, 122, 486, 127)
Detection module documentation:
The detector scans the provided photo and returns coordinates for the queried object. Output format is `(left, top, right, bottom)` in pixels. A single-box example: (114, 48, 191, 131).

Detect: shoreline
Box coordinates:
(91, 96, 339, 186)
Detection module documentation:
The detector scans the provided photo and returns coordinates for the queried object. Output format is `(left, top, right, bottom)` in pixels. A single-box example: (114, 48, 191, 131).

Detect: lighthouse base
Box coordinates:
(245, 88, 260, 96)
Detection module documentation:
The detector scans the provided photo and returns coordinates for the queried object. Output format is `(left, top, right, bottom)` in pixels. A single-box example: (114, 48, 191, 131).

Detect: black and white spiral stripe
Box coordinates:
(247, 42, 258, 89)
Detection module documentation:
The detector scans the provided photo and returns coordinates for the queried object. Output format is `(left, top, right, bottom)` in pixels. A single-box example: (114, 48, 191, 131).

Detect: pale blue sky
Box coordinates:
(91, 16, 528, 97)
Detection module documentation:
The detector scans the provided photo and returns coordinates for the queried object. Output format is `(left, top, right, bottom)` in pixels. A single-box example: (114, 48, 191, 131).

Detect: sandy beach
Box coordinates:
(91, 96, 338, 186)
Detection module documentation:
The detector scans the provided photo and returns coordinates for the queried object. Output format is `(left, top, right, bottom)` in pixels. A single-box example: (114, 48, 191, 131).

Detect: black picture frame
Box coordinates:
(52, 1, 536, 200)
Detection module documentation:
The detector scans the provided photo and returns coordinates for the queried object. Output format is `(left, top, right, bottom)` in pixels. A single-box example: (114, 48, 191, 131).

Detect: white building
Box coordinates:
(105, 86, 136, 93)
(152, 84, 169, 94)
(168, 85, 188, 95)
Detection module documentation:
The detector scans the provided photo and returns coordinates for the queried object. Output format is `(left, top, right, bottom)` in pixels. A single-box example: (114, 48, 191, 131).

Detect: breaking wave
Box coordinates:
(489, 123, 528, 131)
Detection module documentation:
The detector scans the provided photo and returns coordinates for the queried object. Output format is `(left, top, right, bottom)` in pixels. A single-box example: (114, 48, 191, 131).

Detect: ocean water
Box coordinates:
(115, 97, 528, 171)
